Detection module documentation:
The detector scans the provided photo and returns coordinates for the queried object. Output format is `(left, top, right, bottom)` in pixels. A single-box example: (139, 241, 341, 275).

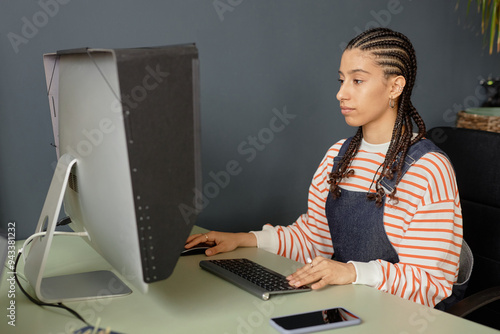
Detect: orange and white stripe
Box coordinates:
(253, 138, 462, 307)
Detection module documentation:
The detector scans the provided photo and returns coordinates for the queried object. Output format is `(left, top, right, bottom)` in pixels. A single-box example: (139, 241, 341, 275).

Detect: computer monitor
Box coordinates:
(23, 45, 201, 303)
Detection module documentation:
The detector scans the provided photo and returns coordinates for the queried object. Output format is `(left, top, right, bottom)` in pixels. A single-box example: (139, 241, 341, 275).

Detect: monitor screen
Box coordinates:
(24, 44, 201, 303)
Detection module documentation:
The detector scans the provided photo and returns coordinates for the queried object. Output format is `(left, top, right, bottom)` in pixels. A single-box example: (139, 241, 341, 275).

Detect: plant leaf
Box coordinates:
(489, 0, 498, 54)
(462, 0, 500, 53)
(496, 0, 500, 52)
(482, 0, 488, 34)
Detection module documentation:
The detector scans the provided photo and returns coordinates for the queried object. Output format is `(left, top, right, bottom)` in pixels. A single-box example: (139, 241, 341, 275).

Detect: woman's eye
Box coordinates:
(354, 79, 363, 84)
(338, 79, 344, 85)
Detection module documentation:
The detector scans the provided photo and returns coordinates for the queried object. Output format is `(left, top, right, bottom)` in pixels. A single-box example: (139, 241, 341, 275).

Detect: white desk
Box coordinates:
(1, 228, 498, 334)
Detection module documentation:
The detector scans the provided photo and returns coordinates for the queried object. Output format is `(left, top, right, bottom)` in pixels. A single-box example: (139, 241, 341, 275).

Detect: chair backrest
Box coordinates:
(457, 240, 474, 285)
(427, 127, 500, 315)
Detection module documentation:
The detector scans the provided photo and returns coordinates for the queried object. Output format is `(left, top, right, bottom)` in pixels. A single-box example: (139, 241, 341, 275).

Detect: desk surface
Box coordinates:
(1, 227, 498, 334)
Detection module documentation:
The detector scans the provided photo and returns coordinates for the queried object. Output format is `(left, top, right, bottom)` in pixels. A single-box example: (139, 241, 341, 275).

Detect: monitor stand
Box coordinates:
(23, 154, 132, 303)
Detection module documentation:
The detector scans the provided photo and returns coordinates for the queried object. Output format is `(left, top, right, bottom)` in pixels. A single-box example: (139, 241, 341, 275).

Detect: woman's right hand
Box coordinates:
(185, 231, 257, 256)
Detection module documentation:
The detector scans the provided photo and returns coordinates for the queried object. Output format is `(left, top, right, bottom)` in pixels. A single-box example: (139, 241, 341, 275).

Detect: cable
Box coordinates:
(14, 249, 92, 327)
(56, 216, 72, 227)
(21, 231, 88, 264)
(16, 226, 92, 327)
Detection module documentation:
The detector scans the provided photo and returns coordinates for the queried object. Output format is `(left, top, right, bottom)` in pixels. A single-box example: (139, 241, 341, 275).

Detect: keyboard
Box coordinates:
(199, 258, 311, 300)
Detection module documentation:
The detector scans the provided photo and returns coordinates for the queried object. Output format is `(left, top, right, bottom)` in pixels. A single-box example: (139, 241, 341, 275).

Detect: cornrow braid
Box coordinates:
(328, 27, 426, 206)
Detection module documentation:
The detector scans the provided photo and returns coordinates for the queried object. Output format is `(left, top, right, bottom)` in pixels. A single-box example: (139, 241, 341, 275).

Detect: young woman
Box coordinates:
(186, 28, 463, 308)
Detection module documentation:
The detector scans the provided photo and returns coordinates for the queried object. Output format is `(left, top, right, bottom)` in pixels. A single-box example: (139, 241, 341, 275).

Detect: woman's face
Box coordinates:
(336, 48, 399, 143)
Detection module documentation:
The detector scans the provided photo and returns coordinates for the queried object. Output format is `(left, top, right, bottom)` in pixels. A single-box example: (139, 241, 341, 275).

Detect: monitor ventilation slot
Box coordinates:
(68, 168, 78, 193)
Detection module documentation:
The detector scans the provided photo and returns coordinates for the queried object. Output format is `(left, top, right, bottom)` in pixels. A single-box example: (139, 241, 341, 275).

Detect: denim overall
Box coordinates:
(325, 137, 466, 309)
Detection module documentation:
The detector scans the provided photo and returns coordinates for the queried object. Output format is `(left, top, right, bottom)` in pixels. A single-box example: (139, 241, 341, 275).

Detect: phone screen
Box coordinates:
(270, 307, 360, 333)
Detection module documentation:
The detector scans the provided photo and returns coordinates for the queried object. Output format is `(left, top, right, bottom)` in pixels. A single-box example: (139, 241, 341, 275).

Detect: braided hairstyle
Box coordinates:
(328, 28, 426, 206)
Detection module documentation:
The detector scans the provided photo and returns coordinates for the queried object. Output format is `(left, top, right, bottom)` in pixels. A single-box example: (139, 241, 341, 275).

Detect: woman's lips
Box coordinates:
(340, 107, 354, 115)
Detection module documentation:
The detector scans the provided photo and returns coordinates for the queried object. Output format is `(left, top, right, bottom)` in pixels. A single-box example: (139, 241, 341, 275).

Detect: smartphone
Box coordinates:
(269, 307, 361, 334)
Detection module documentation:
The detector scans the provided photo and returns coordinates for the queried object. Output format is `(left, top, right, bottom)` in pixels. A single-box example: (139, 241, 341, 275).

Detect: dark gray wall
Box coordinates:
(1, 0, 499, 239)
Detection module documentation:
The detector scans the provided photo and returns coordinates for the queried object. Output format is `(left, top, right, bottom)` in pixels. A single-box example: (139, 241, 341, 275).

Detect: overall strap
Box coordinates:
(332, 137, 353, 170)
(380, 138, 447, 194)
(333, 137, 448, 195)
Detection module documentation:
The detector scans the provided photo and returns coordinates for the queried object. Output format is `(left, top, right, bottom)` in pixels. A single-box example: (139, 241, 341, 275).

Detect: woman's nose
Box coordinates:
(336, 84, 347, 102)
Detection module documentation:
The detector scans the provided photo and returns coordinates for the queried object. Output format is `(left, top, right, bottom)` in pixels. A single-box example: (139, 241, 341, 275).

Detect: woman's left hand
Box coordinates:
(286, 256, 357, 290)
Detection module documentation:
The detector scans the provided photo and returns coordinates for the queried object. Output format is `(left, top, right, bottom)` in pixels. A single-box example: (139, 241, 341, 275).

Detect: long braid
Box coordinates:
(328, 127, 362, 199)
(328, 28, 425, 206)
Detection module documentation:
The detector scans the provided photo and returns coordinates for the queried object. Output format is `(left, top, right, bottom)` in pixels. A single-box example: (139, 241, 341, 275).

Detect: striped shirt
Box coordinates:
(252, 138, 463, 307)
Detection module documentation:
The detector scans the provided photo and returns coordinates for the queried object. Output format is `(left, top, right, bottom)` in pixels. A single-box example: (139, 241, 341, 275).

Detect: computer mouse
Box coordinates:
(181, 243, 211, 256)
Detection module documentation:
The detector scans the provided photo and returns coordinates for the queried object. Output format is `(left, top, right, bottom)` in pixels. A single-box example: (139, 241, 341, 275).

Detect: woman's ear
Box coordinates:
(390, 75, 406, 99)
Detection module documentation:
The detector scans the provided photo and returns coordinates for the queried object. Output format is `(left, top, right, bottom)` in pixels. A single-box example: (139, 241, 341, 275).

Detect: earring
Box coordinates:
(389, 97, 395, 108)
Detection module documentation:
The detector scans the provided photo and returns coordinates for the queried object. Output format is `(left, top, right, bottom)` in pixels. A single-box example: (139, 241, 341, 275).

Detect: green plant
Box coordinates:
(462, 0, 500, 54)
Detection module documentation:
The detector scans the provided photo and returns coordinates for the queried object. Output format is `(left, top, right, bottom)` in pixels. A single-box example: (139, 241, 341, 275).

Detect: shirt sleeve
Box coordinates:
(351, 152, 463, 308)
(251, 140, 345, 263)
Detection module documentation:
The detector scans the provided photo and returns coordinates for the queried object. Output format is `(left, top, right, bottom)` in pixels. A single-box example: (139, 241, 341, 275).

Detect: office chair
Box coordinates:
(427, 126, 500, 330)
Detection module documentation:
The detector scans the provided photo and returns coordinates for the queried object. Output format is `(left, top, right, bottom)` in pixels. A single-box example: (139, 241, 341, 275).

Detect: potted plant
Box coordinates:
(462, 0, 500, 54)
(454, 1, 500, 133)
